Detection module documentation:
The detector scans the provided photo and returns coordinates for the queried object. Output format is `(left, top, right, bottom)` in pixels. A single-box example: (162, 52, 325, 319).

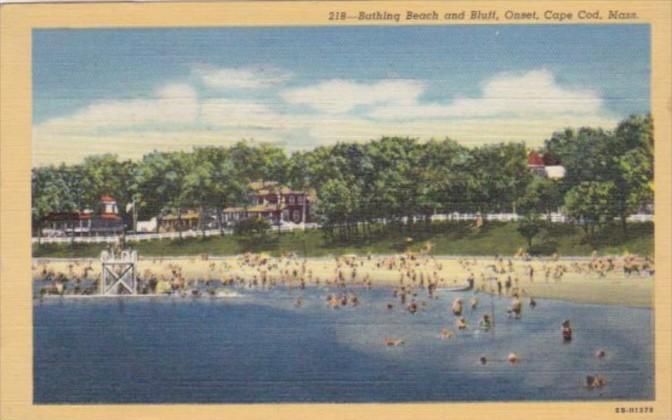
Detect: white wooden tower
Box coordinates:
(100, 249, 138, 295)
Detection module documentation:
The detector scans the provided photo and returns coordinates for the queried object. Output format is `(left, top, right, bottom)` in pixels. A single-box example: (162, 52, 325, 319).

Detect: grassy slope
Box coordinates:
(32, 221, 654, 258)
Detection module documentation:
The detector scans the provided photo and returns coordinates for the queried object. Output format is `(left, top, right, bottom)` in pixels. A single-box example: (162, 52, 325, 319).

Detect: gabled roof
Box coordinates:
(527, 151, 544, 166)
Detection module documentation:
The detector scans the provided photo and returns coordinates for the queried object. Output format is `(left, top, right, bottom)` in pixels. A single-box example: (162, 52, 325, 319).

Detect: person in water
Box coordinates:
(384, 338, 405, 347)
(452, 298, 463, 316)
(456, 317, 467, 330)
(586, 375, 606, 389)
(510, 294, 523, 319)
(479, 314, 492, 331)
(562, 320, 573, 341)
(440, 328, 454, 340)
(407, 301, 418, 314)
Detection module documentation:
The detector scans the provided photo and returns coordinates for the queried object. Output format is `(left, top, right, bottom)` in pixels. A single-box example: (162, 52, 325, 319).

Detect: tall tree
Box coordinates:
(564, 181, 618, 239)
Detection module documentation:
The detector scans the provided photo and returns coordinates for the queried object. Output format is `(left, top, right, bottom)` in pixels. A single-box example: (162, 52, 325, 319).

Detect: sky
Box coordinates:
(32, 24, 650, 166)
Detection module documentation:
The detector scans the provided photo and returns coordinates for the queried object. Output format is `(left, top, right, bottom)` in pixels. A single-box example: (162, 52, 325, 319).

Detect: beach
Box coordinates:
(32, 253, 653, 308)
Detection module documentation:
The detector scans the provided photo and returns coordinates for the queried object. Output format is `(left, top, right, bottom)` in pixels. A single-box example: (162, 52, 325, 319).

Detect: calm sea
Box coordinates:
(34, 286, 653, 403)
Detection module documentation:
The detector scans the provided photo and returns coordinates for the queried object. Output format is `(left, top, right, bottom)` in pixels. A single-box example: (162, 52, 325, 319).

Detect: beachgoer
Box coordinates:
(407, 301, 418, 314)
(384, 338, 404, 347)
(470, 296, 478, 310)
(479, 314, 492, 331)
(562, 320, 573, 342)
(452, 298, 463, 316)
(440, 328, 454, 340)
(507, 353, 519, 364)
(456, 317, 467, 330)
(510, 294, 522, 319)
(586, 375, 606, 389)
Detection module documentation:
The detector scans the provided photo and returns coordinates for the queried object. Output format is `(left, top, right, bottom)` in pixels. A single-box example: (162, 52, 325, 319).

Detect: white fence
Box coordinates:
(33, 222, 321, 244)
(32, 213, 652, 244)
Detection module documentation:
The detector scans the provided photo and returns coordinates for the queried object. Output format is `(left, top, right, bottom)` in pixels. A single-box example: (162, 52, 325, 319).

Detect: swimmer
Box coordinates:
(586, 375, 606, 389)
(470, 296, 478, 310)
(562, 320, 573, 342)
(510, 294, 522, 319)
(452, 298, 463, 316)
(407, 301, 418, 314)
(479, 356, 488, 365)
(595, 349, 606, 359)
(440, 328, 454, 340)
(507, 353, 519, 364)
(456, 317, 467, 330)
(478, 314, 492, 331)
(384, 338, 405, 347)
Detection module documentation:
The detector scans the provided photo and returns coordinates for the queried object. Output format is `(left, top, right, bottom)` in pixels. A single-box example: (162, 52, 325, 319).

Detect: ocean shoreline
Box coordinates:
(32, 254, 653, 308)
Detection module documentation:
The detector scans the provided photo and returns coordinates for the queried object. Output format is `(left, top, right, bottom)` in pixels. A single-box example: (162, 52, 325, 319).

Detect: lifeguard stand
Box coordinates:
(100, 249, 138, 295)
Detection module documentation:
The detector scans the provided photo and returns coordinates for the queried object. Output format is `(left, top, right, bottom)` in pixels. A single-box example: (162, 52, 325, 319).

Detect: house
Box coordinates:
(158, 210, 201, 232)
(42, 195, 125, 236)
(223, 181, 315, 225)
(527, 151, 566, 180)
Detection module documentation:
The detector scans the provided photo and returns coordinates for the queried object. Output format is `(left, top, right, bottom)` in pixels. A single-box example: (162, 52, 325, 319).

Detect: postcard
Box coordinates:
(1, 1, 671, 419)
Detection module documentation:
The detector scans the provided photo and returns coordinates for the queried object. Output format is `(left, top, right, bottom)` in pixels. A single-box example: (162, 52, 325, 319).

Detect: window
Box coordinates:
(297, 196, 304, 205)
(288, 195, 295, 205)
(292, 210, 301, 222)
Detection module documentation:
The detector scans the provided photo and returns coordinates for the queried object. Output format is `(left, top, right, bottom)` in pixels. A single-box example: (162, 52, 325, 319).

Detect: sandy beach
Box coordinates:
(32, 253, 653, 308)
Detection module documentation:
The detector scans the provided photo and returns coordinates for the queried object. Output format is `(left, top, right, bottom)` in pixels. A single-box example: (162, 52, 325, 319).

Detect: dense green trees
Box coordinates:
(545, 114, 653, 235)
(31, 115, 654, 245)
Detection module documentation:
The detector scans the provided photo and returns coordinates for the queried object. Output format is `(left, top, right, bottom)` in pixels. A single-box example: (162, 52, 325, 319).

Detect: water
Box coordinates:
(33, 286, 653, 403)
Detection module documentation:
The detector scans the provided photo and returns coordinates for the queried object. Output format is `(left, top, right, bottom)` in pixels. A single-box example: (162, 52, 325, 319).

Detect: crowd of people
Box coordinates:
(33, 249, 652, 389)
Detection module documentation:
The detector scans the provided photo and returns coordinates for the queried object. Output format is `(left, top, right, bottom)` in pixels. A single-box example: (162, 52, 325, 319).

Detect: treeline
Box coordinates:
(32, 114, 653, 241)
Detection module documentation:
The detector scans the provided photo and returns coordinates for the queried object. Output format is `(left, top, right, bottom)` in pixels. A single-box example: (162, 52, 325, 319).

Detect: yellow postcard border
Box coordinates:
(1, 1, 671, 419)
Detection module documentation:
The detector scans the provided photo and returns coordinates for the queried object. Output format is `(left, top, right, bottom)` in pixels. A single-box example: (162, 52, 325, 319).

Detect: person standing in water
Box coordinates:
(456, 317, 467, 330)
(452, 298, 463, 316)
(505, 276, 512, 295)
(479, 314, 492, 331)
(562, 320, 573, 342)
(510, 294, 522, 319)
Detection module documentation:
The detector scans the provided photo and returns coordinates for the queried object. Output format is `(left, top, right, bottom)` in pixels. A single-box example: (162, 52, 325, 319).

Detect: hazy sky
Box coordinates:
(32, 24, 650, 166)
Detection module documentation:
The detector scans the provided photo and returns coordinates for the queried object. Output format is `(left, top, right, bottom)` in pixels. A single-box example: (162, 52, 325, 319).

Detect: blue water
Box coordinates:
(33, 286, 653, 403)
